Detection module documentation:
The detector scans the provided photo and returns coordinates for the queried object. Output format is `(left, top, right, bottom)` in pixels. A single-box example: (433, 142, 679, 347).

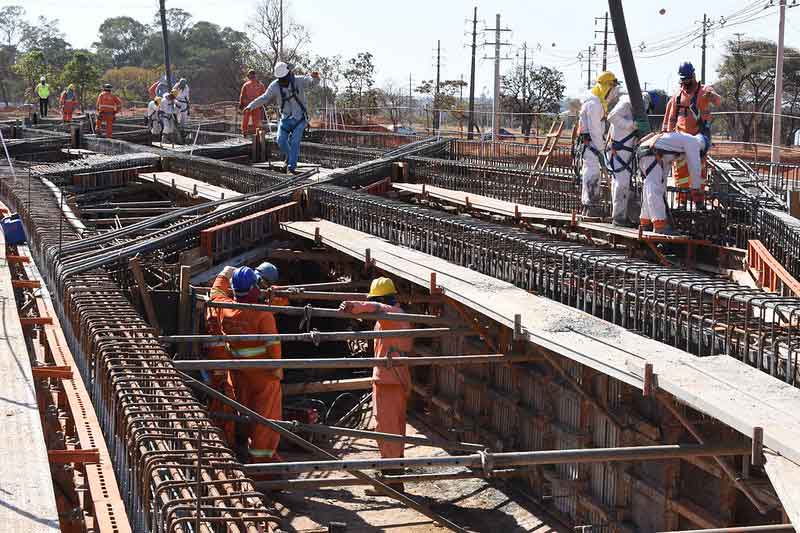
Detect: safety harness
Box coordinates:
(278, 75, 308, 122)
(669, 84, 704, 133)
(636, 133, 684, 175)
(606, 130, 638, 174)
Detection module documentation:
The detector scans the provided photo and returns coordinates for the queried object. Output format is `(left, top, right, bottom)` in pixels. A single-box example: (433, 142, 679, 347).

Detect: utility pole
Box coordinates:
(594, 12, 614, 72)
(279, 0, 284, 61)
(433, 39, 441, 133)
(699, 14, 711, 84)
(608, 0, 648, 131)
(484, 14, 512, 139)
(522, 42, 528, 137)
(408, 73, 413, 126)
(158, 0, 172, 88)
(771, 0, 787, 163)
(467, 6, 478, 139)
(582, 46, 597, 90)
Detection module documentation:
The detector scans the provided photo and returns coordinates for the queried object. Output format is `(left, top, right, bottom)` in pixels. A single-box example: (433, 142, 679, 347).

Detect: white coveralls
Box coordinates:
(146, 100, 162, 136)
(578, 93, 606, 211)
(607, 97, 637, 223)
(158, 97, 177, 137)
(173, 85, 190, 127)
(638, 131, 705, 229)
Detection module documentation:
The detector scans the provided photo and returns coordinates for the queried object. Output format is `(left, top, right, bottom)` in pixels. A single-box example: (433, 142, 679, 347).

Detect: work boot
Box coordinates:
(655, 225, 677, 236)
(612, 218, 636, 229)
(585, 205, 604, 218)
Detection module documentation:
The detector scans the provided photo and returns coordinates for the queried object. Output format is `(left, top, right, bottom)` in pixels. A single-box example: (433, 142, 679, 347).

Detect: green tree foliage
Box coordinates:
(341, 52, 377, 123)
(95, 17, 149, 68)
(501, 64, 565, 138)
(247, 0, 310, 77)
(102, 66, 159, 103)
(60, 51, 101, 108)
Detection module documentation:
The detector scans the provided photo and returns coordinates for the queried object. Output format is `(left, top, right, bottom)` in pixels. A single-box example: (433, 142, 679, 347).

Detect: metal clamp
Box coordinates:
(478, 449, 494, 478)
(299, 304, 314, 332)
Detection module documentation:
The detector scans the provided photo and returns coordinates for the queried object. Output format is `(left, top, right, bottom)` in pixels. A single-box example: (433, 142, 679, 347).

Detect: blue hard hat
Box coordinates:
(255, 262, 279, 283)
(232, 266, 259, 295)
(678, 62, 695, 81)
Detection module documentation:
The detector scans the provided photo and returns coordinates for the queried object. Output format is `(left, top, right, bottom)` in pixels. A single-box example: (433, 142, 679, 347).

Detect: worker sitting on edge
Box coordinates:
(578, 71, 621, 218)
(245, 62, 320, 174)
(256, 261, 289, 306)
(240, 69, 266, 136)
(637, 131, 710, 235)
(212, 266, 283, 463)
(146, 96, 163, 138)
(60, 84, 79, 123)
(172, 78, 190, 127)
(339, 277, 412, 493)
(662, 62, 721, 208)
(95, 84, 122, 138)
(606, 95, 637, 228)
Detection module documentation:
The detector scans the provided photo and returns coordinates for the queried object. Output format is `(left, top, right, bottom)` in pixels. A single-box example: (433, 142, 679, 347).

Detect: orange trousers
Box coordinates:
(373, 383, 408, 458)
(63, 109, 75, 122)
(208, 370, 237, 446)
(235, 370, 281, 460)
(673, 157, 708, 203)
(241, 109, 262, 135)
(96, 112, 115, 138)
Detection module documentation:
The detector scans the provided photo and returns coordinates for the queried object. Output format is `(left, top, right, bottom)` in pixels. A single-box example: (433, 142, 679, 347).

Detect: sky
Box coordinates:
(11, 0, 800, 99)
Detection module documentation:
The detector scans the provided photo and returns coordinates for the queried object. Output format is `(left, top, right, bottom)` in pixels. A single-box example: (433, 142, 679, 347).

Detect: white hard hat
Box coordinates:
(273, 61, 290, 79)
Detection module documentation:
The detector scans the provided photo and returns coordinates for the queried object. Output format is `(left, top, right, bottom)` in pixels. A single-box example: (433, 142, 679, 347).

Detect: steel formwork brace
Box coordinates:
(173, 353, 530, 371)
(178, 371, 470, 533)
(255, 469, 520, 491)
(160, 327, 469, 344)
(243, 442, 752, 475)
(203, 300, 457, 326)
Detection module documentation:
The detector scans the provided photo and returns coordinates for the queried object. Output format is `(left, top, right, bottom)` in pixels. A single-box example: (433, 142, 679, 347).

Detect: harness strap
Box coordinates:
(279, 76, 308, 120)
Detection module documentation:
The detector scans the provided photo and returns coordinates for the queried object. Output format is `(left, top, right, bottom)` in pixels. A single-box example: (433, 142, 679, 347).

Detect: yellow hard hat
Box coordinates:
(367, 277, 397, 298)
(170, 89, 179, 97)
(155, 96, 162, 105)
(597, 71, 619, 86)
(68, 84, 75, 90)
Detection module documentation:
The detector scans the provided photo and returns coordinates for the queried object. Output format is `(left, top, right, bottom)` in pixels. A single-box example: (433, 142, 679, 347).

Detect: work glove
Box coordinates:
(634, 117, 651, 137)
(220, 266, 236, 281)
(338, 301, 354, 313)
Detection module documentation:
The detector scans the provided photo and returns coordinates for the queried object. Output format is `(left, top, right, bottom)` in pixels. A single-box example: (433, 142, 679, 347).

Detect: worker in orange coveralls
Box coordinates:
(662, 61, 721, 207)
(207, 265, 283, 462)
(59, 84, 79, 123)
(339, 277, 412, 493)
(239, 69, 266, 136)
(256, 261, 289, 306)
(95, 84, 122, 138)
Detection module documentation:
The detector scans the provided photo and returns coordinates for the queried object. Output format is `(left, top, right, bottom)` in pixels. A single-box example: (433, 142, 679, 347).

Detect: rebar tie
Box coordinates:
(478, 449, 494, 478)
(309, 329, 321, 347)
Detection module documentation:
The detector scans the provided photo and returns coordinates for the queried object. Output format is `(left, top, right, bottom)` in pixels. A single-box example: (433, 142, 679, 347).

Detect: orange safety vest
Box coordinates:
(662, 84, 719, 135)
(96, 92, 121, 114)
(240, 79, 266, 108)
(60, 92, 78, 111)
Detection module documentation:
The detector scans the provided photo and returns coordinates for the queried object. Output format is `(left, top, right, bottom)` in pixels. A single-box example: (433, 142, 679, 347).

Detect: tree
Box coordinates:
(152, 8, 193, 37)
(94, 17, 150, 68)
(378, 81, 407, 129)
(247, 0, 310, 77)
(416, 79, 467, 133)
(183, 22, 248, 101)
(341, 52, 377, 124)
(61, 51, 101, 108)
(12, 49, 47, 101)
(501, 64, 565, 139)
(0, 5, 28, 47)
(306, 54, 342, 118)
(102, 66, 159, 102)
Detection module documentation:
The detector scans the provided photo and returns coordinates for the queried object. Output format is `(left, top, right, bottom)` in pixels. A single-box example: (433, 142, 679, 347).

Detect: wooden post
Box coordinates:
(129, 257, 161, 334)
(178, 265, 191, 356)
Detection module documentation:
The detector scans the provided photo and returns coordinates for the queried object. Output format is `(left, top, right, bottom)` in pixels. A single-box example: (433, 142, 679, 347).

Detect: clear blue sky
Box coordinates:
(13, 0, 800, 98)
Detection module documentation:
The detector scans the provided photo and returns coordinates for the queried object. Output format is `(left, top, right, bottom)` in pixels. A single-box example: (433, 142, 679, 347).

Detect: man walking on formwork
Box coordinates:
(245, 62, 320, 174)
(207, 266, 283, 462)
(662, 62, 720, 208)
(95, 84, 122, 138)
(59, 84, 80, 123)
(340, 277, 412, 493)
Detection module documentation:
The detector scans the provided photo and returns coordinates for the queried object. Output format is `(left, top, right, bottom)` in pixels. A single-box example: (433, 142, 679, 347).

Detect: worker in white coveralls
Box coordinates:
(172, 78, 191, 127)
(577, 70, 621, 218)
(637, 131, 710, 235)
(605, 94, 643, 228)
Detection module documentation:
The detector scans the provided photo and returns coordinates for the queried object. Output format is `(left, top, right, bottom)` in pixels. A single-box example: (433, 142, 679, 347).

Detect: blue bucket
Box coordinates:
(1, 214, 26, 245)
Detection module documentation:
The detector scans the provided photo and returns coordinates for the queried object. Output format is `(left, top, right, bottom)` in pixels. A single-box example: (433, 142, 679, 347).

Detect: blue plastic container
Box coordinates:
(1, 214, 26, 245)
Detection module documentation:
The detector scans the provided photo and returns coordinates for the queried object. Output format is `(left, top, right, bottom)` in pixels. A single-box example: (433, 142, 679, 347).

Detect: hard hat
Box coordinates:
(367, 277, 397, 299)
(103, 83, 112, 90)
(68, 84, 75, 90)
(597, 71, 619, 86)
(274, 61, 290, 79)
(255, 262, 279, 283)
(170, 89, 178, 97)
(40, 76, 46, 82)
(179, 78, 187, 86)
(154, 96, 162, 105)
(678, 62, 696, 81)
(247, 69, 256, 76)
(232, 266, 259, 296)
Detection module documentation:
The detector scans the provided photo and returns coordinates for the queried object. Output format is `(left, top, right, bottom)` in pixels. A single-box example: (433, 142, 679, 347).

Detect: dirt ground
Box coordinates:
(266, 418, 568, 533)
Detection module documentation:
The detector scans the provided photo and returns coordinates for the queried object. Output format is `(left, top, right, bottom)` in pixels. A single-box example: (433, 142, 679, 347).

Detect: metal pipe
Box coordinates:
(244, 443, 752, 475)
(254, 469, 520, 491)
(160, 327, 467, 344)
(173, 353, 528, 371)
(658, 525, 794, 533)
(204, 300, 455, 326)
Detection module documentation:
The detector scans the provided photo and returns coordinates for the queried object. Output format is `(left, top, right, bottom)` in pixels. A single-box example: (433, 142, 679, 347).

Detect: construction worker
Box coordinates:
(36, 76, 50, 117)
(245, 62, 320, 174)
(240, 69, 267, 136)
(578, 71, 621, 218)
(637, 131, 710, 235)
(606, 95, 637, 227)
(95, 84, 122, 138)
(662, 62, 721, 207)
(146, 96, 163, 137)
(339, 277, 411, 492)
(256, 261, 289, 306)
(59, 84, 79, 123)
(172, 78, 190, 127)
(208, 266, 283, 462)
(158, 91, 179, 143)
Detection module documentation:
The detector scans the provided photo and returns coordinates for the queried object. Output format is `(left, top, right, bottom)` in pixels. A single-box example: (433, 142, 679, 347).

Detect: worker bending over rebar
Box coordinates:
(339, 277, 412, 493)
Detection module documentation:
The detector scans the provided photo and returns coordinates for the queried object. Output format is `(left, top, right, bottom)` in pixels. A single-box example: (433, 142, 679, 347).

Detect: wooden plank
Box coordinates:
(283, 378, 373, 396)
(0, 205, 60, 532)
(281, 220, 800, 473)
(137, 171, 242, 202)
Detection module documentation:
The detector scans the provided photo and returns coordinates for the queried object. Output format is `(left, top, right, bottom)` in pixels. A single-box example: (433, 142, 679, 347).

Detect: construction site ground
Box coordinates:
(272, 417, 565, 533)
